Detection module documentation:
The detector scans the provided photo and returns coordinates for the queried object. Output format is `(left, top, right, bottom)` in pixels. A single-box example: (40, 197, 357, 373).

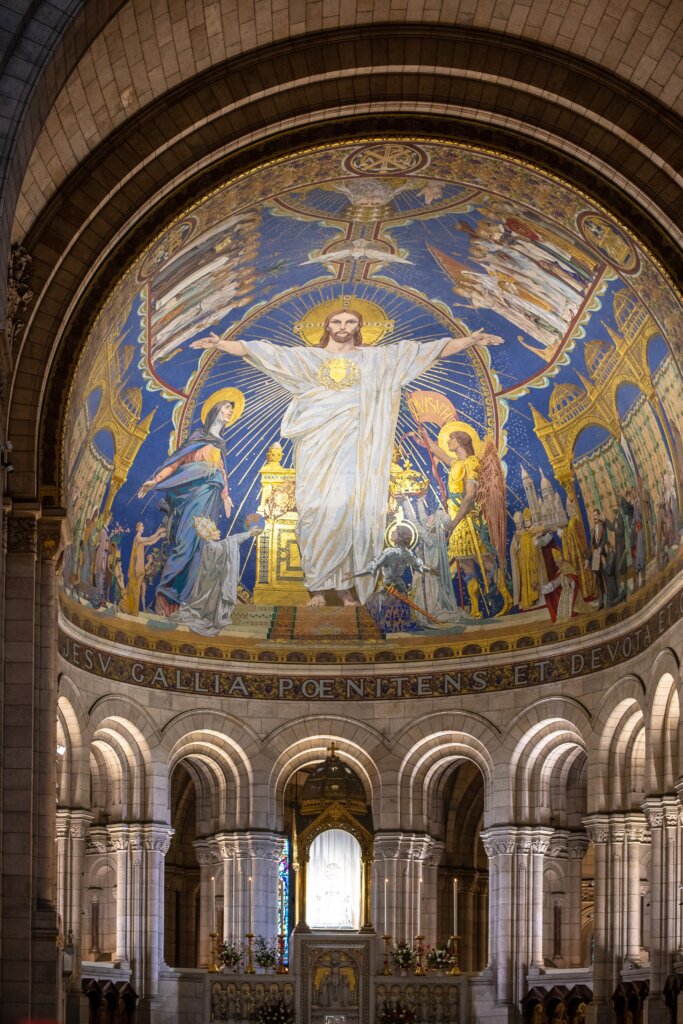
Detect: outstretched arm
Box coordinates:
(438, 328, 504, 358)
(190, 332, 247, 357)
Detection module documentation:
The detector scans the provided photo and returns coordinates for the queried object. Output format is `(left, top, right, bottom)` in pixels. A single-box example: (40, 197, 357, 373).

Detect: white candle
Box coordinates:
(384, 877, 388, 936)
(210, 876, 216, 932)
(453, 878, 458, 935)
(248, 875, 253, 934)
(417, 879, 422, 936)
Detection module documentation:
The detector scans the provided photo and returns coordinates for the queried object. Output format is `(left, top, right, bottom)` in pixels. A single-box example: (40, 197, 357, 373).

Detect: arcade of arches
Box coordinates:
(1, 4, 683, 1024)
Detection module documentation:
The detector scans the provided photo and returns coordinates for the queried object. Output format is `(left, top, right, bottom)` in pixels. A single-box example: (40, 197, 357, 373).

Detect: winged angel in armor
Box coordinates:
(419, 422, 512, 618)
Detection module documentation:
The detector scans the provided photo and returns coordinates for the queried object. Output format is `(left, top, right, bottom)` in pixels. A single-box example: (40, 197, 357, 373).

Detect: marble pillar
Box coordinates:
(643, 796, 682, 1023)
(481, 825, 553, 1009)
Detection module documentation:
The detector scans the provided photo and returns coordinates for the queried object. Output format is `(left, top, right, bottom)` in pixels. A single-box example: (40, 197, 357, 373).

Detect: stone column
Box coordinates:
(481, 825, 553, 1009)
(566, 833, 589, 967)
(107, 825, 131, 966)
(66, 811, 93, 973)
(215, 834, 237, 939)
(55, 810, 71, 942)
(459, 870, 478, 971)
(476, 874, 489, 971)
(644, 796, 682, 1023)
(481, 827, 516, 1007)
(1, 510, 63, 1021)
(583, 815, 610, 1024)
(623, 814, 648, 965)
(250, 832, 285, 938)
(140, 824, 174, 997)
(530, 829, 551, 971)
(193, 839, 216, 967)
(233, 834, 253, 936)
(35, 520, 62, 913)
(372, 833, 403, 942)
(371, 832, 442, 947)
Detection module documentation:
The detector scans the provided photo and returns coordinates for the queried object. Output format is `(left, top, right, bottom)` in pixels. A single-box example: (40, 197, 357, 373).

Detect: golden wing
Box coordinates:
(477, 439, 508, 568)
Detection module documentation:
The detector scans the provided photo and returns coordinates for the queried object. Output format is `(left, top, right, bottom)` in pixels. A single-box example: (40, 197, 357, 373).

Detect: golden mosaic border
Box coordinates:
(59, 572, 683, 700)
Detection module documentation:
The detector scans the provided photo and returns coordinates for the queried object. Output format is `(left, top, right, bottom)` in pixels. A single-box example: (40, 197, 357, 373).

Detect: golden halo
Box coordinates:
(293, 297, 394, 346)
(437, 419, 483, 456)
(201, 387, 245, 426)
(384, 517, 419, 550)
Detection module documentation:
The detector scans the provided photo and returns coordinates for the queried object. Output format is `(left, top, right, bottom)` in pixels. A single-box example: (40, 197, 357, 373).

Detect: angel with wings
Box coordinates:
(411, 410, 512, 618)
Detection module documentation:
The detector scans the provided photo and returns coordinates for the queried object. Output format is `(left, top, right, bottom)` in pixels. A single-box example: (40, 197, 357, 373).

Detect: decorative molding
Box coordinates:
(6, 243, 34, 353)
(39, 525, 62, 561)
(583, 816, 609, 845)
(57, 571, 683, 698)
(7, 515, 37, 554)
(210, 979, 296, 1023)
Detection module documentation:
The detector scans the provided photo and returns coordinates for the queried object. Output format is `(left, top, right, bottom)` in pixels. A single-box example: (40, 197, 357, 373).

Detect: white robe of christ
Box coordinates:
(243, 339, 450, 601)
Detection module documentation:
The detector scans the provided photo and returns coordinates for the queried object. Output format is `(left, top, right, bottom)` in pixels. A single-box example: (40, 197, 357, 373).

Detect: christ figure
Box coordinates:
(192, 309, 502, 607)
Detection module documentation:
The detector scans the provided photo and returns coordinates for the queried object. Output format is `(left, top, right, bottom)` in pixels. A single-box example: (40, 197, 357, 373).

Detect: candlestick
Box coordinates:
(379, 934, 392, 975)
(276, 932, 287, 974)
(245, 932, 255, 974)
(208, 931, 220, 973)
(453, 877, 458, 936)
(211, 876, 216, 933)
(384, 877, 388, 936)
(449, 935, 461, 975)
(248, 875, 253, 935)
(414, 935, 425, 976)
(417, 879, 422, 936)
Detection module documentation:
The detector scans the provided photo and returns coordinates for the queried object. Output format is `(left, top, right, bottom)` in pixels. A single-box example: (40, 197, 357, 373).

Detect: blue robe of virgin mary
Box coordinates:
(149, 427, 229, 611)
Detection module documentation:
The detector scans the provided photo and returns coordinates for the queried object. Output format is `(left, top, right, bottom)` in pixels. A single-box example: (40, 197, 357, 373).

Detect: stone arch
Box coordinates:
(162, 716, 258, 833)
(589, 674, 647, 813)
(394, 711, 499, 832)
(263, 715, 388, 831)
(501, 697, 591, 826)
(645, 648, 681, 795)
(87, 695, 163, 822)
(56, 674, 91, 808)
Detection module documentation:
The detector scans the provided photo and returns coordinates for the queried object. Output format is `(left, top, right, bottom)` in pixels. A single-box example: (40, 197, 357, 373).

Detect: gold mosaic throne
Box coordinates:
(252, 444, 309, 605)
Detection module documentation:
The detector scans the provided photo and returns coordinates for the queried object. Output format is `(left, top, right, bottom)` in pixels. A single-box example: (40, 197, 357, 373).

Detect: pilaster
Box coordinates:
(643, 795, 683, 1023)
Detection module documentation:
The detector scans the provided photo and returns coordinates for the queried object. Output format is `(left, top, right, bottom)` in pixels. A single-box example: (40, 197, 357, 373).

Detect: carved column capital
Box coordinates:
(372, 832, 408, 861)
(583, 814, 610, 845)
(563, 830, 589, 859)
(7, 512, 38, 554)
(56, 810, 71, 839)
(480, 826, 517, 857)
(547, 829, 569, 859)
(106, 825, 131, 853)
(624, 813, 649, 844)
(193, 839, 217, 866)
(69, 811, 94, 841)
(249, 832, 286, 862)
(141, 825, 174, 855)
(213, 833, 236, 861)
(38, 520, 63, 561)
(643, 795, 681, 829)
(86, 826, 108, 856)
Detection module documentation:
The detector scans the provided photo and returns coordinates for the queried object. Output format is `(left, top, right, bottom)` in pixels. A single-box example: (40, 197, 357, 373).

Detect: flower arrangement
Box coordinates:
(379, 1000, 416, 1024)
(390, 942, 416, 970)
(256, 997, 295, 1024)
(219, 938, 243, 969)
(253, 935, 278, 970)
(426, 945, 453, 971)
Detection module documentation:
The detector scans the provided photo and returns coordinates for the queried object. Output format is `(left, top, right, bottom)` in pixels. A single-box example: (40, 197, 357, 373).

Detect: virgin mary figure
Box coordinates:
(137, 388, 245, 615)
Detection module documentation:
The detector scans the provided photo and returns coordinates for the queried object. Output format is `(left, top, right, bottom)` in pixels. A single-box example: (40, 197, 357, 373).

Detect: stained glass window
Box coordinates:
(277, 837, 290, 964)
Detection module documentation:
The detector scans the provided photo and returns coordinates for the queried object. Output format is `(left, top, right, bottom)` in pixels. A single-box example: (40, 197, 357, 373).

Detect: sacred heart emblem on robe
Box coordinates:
(317, 357, 360, 390)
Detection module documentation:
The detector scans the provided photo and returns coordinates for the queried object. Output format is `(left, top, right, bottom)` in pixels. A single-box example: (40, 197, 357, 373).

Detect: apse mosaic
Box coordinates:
(61, 139, 683, 657)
